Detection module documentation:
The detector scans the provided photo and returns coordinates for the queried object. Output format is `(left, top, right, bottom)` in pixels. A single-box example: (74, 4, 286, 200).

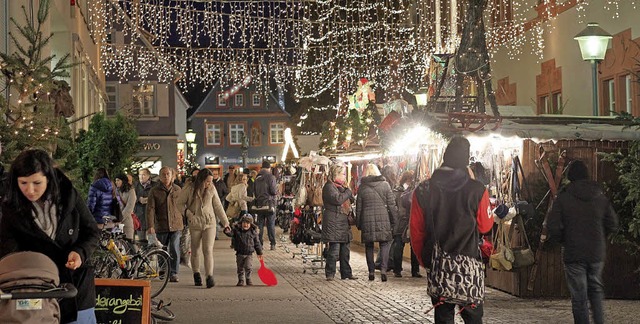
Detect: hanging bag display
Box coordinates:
(489, 221, 514, 271)
(508, 214, 535, 269)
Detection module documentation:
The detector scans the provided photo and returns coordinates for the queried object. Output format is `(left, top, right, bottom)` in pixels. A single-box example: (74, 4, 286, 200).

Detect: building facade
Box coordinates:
(490, 0, 640, 117)
(189, 83, 291, 173)
(0, 0, 106, 131)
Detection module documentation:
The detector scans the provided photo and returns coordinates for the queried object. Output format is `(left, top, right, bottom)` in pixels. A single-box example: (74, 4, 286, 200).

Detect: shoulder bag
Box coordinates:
(508, 214, 535, 269)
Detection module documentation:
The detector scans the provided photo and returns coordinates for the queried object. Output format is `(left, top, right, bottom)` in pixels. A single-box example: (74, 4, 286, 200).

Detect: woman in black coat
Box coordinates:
(356, 164, 398, 282)
(0, 149, 100, 323)
(321, 163, 357, 281)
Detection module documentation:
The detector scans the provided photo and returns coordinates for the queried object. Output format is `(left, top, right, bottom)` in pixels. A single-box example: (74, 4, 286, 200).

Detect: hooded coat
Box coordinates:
(410, 167, 492, 267)
(87, 177, 113, 223)
(547, 179, 619, 264)
(0, 170, 100, 323)
(356, 175, 398, 243)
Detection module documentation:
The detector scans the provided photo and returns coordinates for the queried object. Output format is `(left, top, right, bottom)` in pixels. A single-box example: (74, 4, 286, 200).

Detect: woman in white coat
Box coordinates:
(178, 168, 231, 288)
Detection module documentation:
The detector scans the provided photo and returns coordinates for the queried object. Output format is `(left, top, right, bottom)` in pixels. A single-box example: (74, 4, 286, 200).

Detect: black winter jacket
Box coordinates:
(232, 223, 263, 256)
(356, 175, 398, 243)
(321, 181, 353, 243)
(547, 180, 619, 264)
(0, 169, 100, 323)
(254, 169, 278, 207)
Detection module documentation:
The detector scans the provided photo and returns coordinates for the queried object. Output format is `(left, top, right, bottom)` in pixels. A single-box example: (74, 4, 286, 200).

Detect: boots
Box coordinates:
(245, 278, 253, 286)
(236, 279, 244, 286)
(193, 273, 202, 286)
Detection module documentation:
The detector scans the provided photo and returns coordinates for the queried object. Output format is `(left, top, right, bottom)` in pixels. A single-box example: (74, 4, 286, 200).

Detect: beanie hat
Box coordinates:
(567, 160, 589, 181)
(442, 136, 470, 170)
(493, 204, 509, 219)
(262, 160, 271, 169)
(240, 214, 253, 224)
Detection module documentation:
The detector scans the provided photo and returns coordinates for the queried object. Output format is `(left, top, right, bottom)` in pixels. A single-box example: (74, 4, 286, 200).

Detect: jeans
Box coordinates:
(257, 211, 276, 247)
(67, 307, 96, 324)
(564, 261, 605, 324)
(157, 231, 181, 276)
(391, 235, 420, 275)
(325, 242, 353, 279)
(431, 297, 483, 324)
(365, 241, 391, 273)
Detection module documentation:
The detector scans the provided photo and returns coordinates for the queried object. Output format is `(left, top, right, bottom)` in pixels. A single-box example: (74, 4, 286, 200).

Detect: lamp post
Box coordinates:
(240, 132, 249, 168)
(415, 87, 429, 111)
(574, 22, 612, 117)
(185, 128, 196, 170)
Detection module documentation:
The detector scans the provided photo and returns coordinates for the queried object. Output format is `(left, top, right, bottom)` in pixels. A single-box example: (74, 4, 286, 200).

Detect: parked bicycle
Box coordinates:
(91, 218, 171, 298)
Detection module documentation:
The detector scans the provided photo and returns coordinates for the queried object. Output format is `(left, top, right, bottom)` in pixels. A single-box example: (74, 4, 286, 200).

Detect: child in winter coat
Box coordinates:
(231, 215, 263, 286)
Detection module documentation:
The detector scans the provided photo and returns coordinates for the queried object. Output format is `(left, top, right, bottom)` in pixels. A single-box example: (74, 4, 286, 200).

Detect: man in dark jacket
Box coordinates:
(253, 161, 278, 250)
(212, 169, 229, 207)
(410, 136, 492, 323)
(135, 168, 155, 240)
(547, 160, 618, 324)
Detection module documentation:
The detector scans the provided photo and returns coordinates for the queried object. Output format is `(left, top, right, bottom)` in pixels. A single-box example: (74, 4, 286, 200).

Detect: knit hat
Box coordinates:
(493, 204, 509, 219)
(442, 136, 470, 170)
(240, 214, 254, 224)
(262, 160, 272, 169)
(567, 160, 589, 181)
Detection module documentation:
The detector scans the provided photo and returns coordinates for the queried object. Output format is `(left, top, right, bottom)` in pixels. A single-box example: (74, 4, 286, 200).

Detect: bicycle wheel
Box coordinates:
(133, 249, 170, 298)
(92, 251, 122, 279)
(150, 299, 176, 321)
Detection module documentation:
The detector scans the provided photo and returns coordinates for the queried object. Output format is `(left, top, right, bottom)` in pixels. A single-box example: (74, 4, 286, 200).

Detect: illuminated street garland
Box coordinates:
(91, 0, 639, 102)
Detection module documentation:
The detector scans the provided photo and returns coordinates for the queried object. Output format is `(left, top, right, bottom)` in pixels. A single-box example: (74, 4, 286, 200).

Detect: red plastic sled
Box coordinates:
(258, 259, 278, 286)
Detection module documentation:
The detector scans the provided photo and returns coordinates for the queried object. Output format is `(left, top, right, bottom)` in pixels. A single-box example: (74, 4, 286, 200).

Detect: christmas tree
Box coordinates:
(0, 0, 75, 166)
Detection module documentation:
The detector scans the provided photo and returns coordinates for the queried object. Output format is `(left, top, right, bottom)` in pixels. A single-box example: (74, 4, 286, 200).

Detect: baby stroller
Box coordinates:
(0, 251, 77, 324)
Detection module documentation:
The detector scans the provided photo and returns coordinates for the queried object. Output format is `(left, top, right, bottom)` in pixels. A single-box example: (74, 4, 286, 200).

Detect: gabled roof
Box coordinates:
(190, 80, 290, 120)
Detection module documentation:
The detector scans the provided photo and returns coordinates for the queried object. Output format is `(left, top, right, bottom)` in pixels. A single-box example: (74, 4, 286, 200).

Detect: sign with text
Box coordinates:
(95, 278, 150, 324)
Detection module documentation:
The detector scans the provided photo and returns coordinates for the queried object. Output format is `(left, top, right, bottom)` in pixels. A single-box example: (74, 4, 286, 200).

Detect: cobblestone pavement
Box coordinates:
(268, 235, 638, 324)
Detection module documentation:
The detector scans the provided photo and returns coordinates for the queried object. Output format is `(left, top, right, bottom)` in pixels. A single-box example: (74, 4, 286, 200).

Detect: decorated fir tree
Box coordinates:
(0, 0, 75, 166)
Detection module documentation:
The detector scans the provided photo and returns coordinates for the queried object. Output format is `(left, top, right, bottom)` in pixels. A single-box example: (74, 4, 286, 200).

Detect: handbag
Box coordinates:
(490, 221, 514, 271)
(131, 213, 141, 231)
(508, 214, 535, 269)
(226, 201, 241, 219)
(346, 205, 356, 226)
(420, 180, 485, 306)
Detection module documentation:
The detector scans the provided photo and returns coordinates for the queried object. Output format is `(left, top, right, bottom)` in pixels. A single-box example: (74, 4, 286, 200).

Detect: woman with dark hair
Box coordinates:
(178, 168, 231, 288)
(115, 173, 137, 240)
(391, 170, 422, 278)
(87, 167, 114, 225)
(0, 149, 100, 323)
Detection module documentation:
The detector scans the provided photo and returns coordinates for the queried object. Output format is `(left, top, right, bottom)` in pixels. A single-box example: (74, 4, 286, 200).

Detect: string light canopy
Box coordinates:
(90, 0, 638, 101)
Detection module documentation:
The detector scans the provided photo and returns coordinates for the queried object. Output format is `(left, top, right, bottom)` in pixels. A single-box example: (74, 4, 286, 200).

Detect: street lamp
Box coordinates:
(574, 22, 612, 116)
(185, 128, 197, 168)
(414, 87, 429, 111)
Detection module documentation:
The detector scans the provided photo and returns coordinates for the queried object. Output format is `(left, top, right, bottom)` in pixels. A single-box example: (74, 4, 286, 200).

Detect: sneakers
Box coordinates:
(193, 273, 202, 286)
(236, 280, 244, 286)
(246, 279, 253, 286)
(270, 244, 276, 251)
(170, 275, 179, 283)
(206, 275, 215, 288)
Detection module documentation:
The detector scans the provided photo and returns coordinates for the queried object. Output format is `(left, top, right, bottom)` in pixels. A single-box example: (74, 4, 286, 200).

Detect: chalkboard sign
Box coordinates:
(95, 278, 150, 324)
